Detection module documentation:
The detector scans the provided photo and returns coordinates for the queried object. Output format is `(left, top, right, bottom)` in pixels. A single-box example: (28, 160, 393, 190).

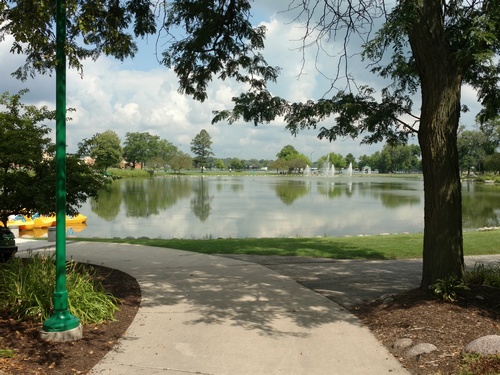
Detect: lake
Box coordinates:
(41, 175, 499, 240)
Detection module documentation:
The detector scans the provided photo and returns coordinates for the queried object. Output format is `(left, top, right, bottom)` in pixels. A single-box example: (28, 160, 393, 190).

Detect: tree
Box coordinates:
(148, 139, 178, 170)
(157, 1, 500, 287)
(457, 129, 488, 175)
(318, 153, 346, 171)
(345, 153, 357, 170)
(78, 130, 122, 170)
(214, 159, 225, 171)
(0, 91, 108, 227)
(190, 129, 214, 172)
(268, 159, 288, 174)
(122, 132, 160, 169)
(228, 158, 245, 170)
(379, 144, 421, 173)
(478, 117, 500, 155)
(4, 0, 500, 287)
(274, 145, 310, 173)
(0, 0, 156, 80)
(276, 145, 299, 161)
(484, 153, 500, 173)
(169, 152, 193, 173)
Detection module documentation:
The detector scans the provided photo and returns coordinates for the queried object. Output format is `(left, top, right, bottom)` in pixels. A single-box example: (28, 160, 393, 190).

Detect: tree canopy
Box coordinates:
(122, 132, 160, 169)
(190, 129, 214, 171)
(0, 91, 108, 226)
(77, 130, 123, 170)
(3, 0, 500, 286)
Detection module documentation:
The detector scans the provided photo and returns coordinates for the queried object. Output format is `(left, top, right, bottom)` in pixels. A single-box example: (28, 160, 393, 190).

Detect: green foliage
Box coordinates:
(466, 262, 500, 287)
(273, 145, 310, 173)
(148, 139, 178, 169)
(123, 132, 161, 169)
(106, 168, 151, 178)
(1, 0, 156, 79)
(74, 229, 500, 260)
(190, 129, 214, 170)
(429, 277, 470, 302)
(0, 254, 119, 324)
(379, 144, 421, 173)
(460, 353, 500, 375)
(0, 90, 107, 226)
(169, 152, 193, 172)
(318, 152, 346, 169)
(276, 145, 299, 160)
(458, 129, 488, 174)
(78, 130, 123, 170)
(160, 0, 278, 102)
(0, 349, 14, 358)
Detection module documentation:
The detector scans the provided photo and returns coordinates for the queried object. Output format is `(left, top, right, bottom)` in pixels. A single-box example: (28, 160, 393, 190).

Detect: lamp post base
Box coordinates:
(41, 309, 82, 342)
(40, 323, 82, 343)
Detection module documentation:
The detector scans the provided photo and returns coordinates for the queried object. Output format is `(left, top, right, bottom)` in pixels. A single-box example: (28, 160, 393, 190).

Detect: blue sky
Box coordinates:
(0, 0, 482, 161)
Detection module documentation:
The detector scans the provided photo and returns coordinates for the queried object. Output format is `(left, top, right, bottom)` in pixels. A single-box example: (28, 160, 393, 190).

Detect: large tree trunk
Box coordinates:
(418, 75, 465, 288)
(408, 1, 465, 288)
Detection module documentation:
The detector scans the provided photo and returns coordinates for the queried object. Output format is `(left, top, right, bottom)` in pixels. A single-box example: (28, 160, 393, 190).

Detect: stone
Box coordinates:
(393, 338, 413, 350)
(405, 343, 438, 359)
(464, 335, 500, 355)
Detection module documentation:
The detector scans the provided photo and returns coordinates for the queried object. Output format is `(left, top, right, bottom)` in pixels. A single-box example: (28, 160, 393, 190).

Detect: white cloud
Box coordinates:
(0, 3, 483, 161)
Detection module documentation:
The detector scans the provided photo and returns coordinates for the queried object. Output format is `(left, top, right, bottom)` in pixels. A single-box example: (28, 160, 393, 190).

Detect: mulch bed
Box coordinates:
(0, 265, 141, 375)
(1, 264, 499, 374)
(353, 285, 500, 374)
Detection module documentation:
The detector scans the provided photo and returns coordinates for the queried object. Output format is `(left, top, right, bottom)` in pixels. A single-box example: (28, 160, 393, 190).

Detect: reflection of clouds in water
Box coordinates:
(81, 176, 425, 239)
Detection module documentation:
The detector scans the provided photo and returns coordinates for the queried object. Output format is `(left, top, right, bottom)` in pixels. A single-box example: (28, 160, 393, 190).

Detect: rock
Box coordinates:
(405, 343, 437, 359)
(393, 338, 413, 350)
(380, 293, 395, 304)
(464, 335, 500, 355)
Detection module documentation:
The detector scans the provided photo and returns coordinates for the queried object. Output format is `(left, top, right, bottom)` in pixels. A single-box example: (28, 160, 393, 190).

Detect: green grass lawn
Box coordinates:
(76, 230, 500, 260)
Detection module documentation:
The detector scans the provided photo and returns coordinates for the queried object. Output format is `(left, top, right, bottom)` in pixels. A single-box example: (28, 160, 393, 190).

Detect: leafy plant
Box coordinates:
(429, 276, 470, 302)
(466, 262, 500, 287)
(0, 253, 119, 324)
(460, 353, 500, 375)
(0, 349, 14, 358)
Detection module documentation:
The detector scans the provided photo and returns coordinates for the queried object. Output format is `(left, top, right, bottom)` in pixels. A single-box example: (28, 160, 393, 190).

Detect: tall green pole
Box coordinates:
(42, 0, 80, 334)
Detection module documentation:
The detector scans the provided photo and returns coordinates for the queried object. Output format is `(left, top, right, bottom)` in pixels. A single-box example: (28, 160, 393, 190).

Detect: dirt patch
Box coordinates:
(0, 265, 140, 375)
(353, 286, 500, 374)
(0, 262, 499, 374)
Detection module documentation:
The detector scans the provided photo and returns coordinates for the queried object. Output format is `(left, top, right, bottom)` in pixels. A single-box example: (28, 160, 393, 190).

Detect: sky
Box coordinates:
(0, 0, 483, 162)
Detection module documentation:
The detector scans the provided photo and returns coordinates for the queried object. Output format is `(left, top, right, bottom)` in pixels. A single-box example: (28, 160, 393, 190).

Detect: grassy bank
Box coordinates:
(76, 230, 500, 260)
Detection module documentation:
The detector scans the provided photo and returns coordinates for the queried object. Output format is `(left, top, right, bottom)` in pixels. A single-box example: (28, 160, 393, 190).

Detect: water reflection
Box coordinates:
(462, 181, 500, 228)
(191, 177, 213, 222)
(78, 176, 500, 239)
(91, 180, 122, 221)
(273, 180, 309, 205)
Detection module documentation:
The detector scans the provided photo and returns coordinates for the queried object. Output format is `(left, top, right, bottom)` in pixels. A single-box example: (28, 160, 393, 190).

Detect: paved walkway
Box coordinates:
(15, 239, 499, 375)
(16, 239, 408, 374)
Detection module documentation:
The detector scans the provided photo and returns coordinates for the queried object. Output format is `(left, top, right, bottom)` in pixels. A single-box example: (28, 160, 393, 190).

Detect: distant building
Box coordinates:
(82, 156, 95, 166)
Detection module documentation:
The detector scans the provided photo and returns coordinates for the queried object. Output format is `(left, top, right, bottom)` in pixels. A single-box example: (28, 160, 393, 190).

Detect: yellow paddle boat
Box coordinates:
(65, 214, 87, 226)
(0, 215, 35, 231)
(32, 214, 56, 228)
(20, 223, 88, 239)
(45, 214, 88, 226)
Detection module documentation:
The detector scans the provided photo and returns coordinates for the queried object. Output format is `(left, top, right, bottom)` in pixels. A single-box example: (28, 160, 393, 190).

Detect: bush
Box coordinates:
(0, 253, 119, 324)
(429, 276, 470, 302)
(466, 262, 500, 287)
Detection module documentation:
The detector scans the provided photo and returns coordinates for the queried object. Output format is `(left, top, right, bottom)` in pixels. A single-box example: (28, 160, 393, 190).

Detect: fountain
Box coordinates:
(321, 162, 335, 177)
(346, 162, 353, 177)
(303, 165, 311, 176)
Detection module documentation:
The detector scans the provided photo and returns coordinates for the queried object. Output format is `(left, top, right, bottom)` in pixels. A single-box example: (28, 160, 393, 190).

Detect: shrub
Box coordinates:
(0, 253, 119, 324)
(429, 276, 469, 302)
(466, 262, 500, 287)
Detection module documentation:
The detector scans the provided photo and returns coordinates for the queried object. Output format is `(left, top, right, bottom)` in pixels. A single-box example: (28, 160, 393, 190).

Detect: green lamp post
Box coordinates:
(41, 0, 81, 340)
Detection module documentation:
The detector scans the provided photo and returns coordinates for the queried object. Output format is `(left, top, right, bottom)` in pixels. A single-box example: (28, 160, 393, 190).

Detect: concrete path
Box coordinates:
(15, 239, 409, 375)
